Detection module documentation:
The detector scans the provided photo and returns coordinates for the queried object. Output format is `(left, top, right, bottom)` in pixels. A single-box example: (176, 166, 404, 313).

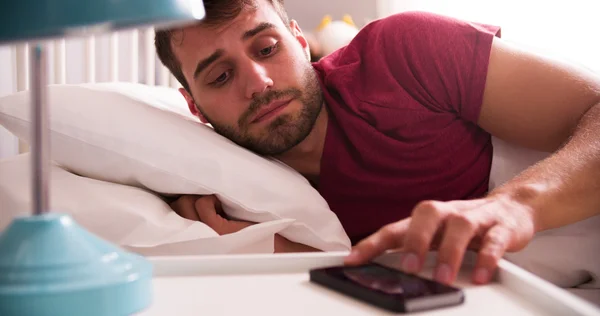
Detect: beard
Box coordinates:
(198, 64, 324, 156)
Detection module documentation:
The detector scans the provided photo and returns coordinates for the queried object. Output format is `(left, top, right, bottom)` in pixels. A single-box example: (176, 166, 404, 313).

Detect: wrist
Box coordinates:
(489, 183, 547, 233)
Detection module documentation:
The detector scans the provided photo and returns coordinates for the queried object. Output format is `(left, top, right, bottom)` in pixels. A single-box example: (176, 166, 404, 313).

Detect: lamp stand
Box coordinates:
(0, 44, 154, 316)
(31, 44, 50, 215)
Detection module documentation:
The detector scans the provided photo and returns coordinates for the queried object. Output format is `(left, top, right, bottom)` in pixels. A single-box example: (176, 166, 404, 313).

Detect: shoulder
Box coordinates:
(359, 11, 500, 48)
(371, 11, 500, 35)
(341, 11, 501, 75)
(353, 11, 454, 42)
(313, 12, 466, 67)
(367, 10, 449, 30)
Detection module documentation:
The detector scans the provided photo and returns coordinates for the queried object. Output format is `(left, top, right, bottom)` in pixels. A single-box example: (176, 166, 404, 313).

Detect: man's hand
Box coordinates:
(344, 194, 536, 285)
(170, 194, 320, 253)
(170, 194, 254, 235)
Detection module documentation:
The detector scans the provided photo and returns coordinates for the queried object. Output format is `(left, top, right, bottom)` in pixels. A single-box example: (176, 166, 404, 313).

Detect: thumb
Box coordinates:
(194, 195, 228, 234)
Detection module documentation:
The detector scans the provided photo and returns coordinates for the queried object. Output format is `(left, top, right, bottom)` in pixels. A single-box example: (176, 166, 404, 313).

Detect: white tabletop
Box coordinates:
(138, 252, 600, 316)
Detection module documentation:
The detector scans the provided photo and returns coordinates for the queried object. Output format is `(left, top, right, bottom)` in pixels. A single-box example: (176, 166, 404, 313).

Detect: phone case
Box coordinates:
(309, 264, 465, 313)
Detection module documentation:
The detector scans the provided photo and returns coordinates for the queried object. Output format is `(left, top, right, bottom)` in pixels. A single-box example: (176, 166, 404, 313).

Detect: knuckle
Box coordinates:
(380, 223, 399, 236)
(174, 195, 196, 209)
(479, 247, 502, 264)
(414, 200, 444, 218)
(444, 244, 465, 257)
(362, 237, 381, 250)
(480, 231, 509, 262)
(358, 234, 385, 252)
(447, 213, 477, 233)
(194, 195, 215, 208)
(485, 230, 507, 248)
(377, 224, 399, 243)
(437, 243, 465, 263)
(181, 195, 196, 203)
(407, 231, 430, 249)
(170, 195, 188, 209)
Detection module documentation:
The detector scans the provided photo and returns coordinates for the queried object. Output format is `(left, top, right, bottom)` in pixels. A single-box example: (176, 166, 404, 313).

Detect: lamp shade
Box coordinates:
(0, 0, 205, 44)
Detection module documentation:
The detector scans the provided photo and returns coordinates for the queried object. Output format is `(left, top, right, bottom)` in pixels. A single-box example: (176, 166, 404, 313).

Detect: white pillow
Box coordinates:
(0, 82, 351, 252)
(0, 153, 296, 256)
(489, 136, 600, 289)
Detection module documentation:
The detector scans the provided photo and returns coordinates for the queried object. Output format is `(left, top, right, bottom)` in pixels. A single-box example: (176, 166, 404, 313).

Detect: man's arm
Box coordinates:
(479, 38, 600, 230)
(346, 37, 600, 285)
(274, 234, 319, 252)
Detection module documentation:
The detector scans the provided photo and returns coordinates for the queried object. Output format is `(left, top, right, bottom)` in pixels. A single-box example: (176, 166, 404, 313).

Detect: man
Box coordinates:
(156, 0, 600, 286)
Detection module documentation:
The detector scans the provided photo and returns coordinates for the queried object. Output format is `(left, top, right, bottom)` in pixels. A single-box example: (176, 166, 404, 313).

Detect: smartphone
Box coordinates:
(309, 263, 464, 313)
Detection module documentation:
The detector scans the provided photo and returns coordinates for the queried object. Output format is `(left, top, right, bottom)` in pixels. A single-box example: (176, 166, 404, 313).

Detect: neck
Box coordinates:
(275, 105, 328, 185)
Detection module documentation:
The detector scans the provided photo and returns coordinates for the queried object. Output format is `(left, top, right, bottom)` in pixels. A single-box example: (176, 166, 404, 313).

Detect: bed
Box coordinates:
(0, 27, 598, 309)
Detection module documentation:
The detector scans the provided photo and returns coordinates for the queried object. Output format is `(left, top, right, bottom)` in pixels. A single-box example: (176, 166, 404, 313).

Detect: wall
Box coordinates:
(284, 0, 378, 31)
(379, 0, 600, 72)
(0, 29, 164, 160)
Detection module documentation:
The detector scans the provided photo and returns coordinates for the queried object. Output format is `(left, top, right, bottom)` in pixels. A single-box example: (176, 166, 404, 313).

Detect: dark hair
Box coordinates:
(155, 0, 289, 93)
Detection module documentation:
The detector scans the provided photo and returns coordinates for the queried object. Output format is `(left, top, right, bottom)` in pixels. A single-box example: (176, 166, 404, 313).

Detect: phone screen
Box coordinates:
(325, 264, 460, 300)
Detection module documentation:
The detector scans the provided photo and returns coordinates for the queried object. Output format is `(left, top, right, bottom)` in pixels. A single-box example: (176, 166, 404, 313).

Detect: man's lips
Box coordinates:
(251, 98, 293, 123)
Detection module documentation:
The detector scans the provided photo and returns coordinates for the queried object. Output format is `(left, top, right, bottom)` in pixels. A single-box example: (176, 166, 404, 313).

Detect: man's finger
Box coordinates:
(472, 225, 511, 284)
(345, 220, 409, 266)
(401, 201, 449, 273)
(170, 195, 201, 221)
(195, 195, 228, 234)
(434, 212, 480, 284)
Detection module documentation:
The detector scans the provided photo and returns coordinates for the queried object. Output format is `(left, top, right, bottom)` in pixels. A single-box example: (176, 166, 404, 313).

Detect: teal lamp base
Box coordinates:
(0, 213, 153, 316)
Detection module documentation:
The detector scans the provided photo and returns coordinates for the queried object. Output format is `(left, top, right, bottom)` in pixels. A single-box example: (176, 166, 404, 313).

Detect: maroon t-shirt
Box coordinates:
(312, 11, 502, 244)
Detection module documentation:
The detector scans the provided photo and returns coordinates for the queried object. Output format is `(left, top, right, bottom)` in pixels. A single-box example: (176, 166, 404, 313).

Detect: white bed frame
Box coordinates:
(7, 27, 179, 154)
(12, 27, 179, 90)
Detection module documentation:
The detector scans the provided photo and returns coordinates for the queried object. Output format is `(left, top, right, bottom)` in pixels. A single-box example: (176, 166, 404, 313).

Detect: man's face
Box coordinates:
(172, 0, 323, 156)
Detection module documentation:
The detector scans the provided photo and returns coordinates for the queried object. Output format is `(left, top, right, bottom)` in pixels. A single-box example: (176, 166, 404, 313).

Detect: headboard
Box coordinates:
(4, 27, 180, 155)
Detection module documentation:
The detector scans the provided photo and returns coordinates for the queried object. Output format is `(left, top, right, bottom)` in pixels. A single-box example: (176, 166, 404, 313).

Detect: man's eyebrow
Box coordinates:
(242, 22, 276, 40)
(193, 49, 224, 80)
(192, 23, 275, 80)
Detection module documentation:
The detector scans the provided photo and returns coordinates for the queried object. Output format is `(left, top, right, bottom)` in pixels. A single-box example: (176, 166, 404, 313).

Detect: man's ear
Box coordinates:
(289, 19, 311, 61)
(179, 88, 208, 124)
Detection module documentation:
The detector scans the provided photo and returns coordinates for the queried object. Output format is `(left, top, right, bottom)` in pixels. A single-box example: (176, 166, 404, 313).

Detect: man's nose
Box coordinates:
(244, 61, 274, 100)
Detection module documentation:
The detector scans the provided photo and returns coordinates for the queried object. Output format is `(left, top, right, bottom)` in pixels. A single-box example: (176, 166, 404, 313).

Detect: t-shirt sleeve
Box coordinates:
(366, 11, 501, 124)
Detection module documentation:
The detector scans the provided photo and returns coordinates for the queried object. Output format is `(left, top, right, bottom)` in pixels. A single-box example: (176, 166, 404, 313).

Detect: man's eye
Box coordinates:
(211, 71, 230, 85)
(259, 43, 278, 57)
